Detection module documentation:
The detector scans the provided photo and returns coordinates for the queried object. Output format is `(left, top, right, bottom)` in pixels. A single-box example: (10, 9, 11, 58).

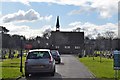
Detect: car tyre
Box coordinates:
(50, 67, 55, 76)
(58, 59, 61, 64)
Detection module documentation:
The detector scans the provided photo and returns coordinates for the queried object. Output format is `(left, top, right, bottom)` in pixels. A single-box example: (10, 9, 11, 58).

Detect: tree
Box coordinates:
(2, 33, 11, 48)
(73, 27, 81, 32)
(96, 33, 105, 40)
(0, 26, 9, 34)
(103, 31, 116, 39)
(103, 31, 116, 51)
(1, 26, 10, 48)
(42, 28, 51, 39)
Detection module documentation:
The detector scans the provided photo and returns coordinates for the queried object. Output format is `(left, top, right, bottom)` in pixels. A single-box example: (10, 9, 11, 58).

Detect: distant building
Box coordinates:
(50, 16, 84, 54)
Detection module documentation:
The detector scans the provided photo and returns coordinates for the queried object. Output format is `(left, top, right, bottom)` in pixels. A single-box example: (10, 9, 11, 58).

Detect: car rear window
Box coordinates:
(27, 51, 50, 59)
(51, 50, 59, 56)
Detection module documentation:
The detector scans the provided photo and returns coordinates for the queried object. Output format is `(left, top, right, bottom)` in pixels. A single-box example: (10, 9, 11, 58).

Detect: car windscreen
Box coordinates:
(27, 51, 50, 59)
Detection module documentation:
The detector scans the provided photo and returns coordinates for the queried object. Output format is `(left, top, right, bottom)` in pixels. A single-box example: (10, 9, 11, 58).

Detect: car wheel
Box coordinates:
(58, 59, 61, 64)
(50, 67, 55, 76)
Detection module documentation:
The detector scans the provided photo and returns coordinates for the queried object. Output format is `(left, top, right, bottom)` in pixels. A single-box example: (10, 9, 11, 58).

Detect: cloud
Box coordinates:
(1, 21, 117, 39)
(2, 0, 118, 18)
(2, 9, 53, 23)
(68, 21, 118, 38)
(0, 11, 1, 15)
(44, 15, 53, 21)
(68, 0, 118, 18)
(19, 0, 30, 6)
(2, 9, 40, 23)
(1, 23, 52, 38)
(68, 5, 96, 15)
(2, 0, 30, 6)
(91, 0, 118, 18)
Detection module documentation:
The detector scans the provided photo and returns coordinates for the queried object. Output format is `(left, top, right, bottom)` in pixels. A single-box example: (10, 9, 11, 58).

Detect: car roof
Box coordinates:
(29, 49, 50, 52)
(51, 50, 58, 51)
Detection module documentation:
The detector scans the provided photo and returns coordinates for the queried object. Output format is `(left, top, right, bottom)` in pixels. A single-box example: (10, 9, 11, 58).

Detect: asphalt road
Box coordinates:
(19, 54, 94, 80)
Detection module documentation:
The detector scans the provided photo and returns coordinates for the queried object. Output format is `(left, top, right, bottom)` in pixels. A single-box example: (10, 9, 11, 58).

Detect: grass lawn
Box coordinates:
(79, 57, 120, 79)
(1, 57, 26, 79)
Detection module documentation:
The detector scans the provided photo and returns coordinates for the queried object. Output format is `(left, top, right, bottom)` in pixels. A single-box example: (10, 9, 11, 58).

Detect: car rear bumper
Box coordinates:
(25, 70, 54, 74)
(25, 65, 55, 74)
(54, 57, 61, 61)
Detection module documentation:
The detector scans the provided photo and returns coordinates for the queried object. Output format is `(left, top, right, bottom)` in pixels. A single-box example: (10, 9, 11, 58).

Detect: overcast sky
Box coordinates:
(0, 0, 119, 38)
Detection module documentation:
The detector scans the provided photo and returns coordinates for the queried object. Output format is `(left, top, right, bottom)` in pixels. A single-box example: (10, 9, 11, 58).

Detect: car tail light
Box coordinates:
(49, 56, 52, 63)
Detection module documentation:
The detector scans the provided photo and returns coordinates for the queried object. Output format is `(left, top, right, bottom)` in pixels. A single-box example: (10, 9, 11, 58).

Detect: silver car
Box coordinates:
(24, 49, 56, 77)
(51, 50, 61, 64)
